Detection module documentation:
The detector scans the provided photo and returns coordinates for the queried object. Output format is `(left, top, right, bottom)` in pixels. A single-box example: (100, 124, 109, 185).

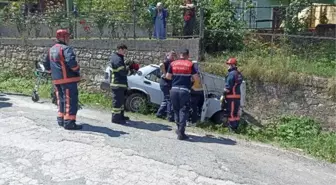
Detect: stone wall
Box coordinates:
(0, 38, 335, 129)
(245, 78, 336, 130)
(0, 38, 200, 90)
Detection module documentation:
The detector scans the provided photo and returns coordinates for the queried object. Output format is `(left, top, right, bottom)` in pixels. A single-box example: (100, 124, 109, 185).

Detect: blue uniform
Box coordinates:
(225, 67, 243, 129)
(168, 59, 197, 137)
(156, 58, 174, 121)
(109, 52, 128, 124)
(43, 42, 80, 129)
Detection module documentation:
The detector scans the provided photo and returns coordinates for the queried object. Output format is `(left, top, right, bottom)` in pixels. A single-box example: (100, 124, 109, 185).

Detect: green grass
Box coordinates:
(197, 117, 336, 163)
(0, 71, 335, 163)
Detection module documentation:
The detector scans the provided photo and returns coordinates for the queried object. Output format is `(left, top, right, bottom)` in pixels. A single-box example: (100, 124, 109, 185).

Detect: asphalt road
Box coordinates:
(0, 93, 335, 185)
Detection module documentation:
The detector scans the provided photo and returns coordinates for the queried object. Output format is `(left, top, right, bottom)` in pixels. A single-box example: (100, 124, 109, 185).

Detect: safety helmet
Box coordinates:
(56, 29, 70, 40)
(226, 58, 237, 65)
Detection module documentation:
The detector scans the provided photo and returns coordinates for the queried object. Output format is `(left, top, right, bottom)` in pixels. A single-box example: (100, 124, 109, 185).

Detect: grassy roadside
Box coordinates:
(0, 72, 335, 163)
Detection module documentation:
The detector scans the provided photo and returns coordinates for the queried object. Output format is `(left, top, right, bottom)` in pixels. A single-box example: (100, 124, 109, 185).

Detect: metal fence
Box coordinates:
(231, 4, 336, 30)
(0, 5, 202, 39)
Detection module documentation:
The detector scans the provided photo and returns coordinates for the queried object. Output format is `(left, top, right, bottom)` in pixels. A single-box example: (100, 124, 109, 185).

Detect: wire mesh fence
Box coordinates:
(0, 3, 203, 39)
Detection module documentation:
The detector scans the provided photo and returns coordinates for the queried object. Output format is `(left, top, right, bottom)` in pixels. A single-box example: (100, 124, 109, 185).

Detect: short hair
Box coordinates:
(178, 48, 189, 55)
(117, 44, 128, 50)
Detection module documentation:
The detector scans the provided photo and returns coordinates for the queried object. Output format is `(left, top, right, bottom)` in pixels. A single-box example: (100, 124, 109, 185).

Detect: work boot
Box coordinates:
(112, 118, 126, 125)
(177, 133, 189, 140)
(64, 123, 83, 130)
(58, 122, 64, 127)
(123, 116, 130, 121)
(175, 130, 189, 140)
(57, 117, 64, 127)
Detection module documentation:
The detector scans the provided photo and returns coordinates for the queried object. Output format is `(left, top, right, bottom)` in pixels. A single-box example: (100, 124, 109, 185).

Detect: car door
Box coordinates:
(143, 68, 163, 105)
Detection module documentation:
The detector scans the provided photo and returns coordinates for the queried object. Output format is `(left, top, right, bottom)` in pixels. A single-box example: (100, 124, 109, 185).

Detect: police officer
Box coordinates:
(109, 44, 130, 125)
(222, 58, 243, 131)
(166, 49, 200, 140)
(189, 60, 204, 126)
(43, 29, 82, 130)
(156, 51, 177, 122)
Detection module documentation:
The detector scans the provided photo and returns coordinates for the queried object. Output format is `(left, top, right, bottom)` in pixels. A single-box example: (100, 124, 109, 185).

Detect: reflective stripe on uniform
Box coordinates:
(226, 94, 240, 99)
(112, 66, 125, 73)
(52, 77, 81, 85)
(112, 107, 123, 113)
(110, 84, 127, 88)
(172, 87, 190, 93)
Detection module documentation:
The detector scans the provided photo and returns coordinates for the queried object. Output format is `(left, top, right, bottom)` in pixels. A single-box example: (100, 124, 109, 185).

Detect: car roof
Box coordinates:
(135, 64, 159, 76)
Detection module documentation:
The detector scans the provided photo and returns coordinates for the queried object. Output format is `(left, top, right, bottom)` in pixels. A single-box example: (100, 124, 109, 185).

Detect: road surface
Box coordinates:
(0, 93, 335, 185)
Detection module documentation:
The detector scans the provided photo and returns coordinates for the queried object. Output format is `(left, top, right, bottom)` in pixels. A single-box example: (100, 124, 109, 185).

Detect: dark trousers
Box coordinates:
(226, 98, 241, 129)
(156, 85, 173, 121)
(170, 88, 190, 134)
(190, 91, 204, 123)
(183, 17, 195, 37)
(55, 82, 78, 128)
(112, 87, 127, 122)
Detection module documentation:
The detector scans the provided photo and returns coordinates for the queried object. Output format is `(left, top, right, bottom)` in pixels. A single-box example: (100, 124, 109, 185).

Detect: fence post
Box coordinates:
(199, 7, 205, 61)
(133, 0, 136, 39)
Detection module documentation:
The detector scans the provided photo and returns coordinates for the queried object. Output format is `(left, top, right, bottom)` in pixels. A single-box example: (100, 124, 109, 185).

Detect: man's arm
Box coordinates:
(160, 62, 166, 74)
(110, 55, 128, 77)
(224, 72, 234, 92)
(191, 63, 200, 83)
(43, 50, 51, 72)
(63, 47, 80, 73)
(165, 64, 173, 80)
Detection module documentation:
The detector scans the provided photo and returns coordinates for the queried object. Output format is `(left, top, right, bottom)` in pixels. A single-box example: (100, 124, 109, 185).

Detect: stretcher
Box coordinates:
(31, 61, 83, 109)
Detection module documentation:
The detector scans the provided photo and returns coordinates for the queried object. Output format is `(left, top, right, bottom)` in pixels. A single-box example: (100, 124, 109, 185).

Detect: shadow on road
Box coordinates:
(187, 135, 237, 145)
(79, 123, 129, 137)
(126, 120, 172, 132)
(0, 95, 12, 109)
(0, 97, 10, 101)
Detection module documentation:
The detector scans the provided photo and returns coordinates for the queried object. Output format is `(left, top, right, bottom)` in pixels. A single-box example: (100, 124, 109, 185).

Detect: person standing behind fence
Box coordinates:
(180, 0, 196, 38)
(156, 51, 177, 122)
(166, 49, 200, 140)
(150, 2, 169, 40)
(43, 29, 82, 130)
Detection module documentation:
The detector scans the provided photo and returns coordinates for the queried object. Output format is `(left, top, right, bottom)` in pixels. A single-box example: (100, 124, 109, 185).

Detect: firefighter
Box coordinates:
(109, 44, 129, 125)
(222, 58, 243, 131)
(43, 29, 82, 130)
(166, 49, 200, 140)
(156, 51, 177, 122)
(189, 60, 204, 126)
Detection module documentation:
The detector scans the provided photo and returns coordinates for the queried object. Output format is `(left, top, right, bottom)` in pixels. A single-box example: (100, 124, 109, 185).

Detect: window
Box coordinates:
(145, 68, 162, 83)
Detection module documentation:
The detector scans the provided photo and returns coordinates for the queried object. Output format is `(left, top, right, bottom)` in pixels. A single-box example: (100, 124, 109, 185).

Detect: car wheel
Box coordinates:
(125, 93, 147, 112)
(211, 110, 228, 125)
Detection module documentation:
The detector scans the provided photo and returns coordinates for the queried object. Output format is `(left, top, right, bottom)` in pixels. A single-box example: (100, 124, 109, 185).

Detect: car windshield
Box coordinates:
(145, 68, 161, 83)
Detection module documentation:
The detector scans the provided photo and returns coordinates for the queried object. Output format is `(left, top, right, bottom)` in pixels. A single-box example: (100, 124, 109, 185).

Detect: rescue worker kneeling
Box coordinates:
(166, 49, 200, 140)
(189, 60, 204, 126)
(109, 44, 129, 125)
(222, 58, 243, 131)
(43, 29, 82, 130)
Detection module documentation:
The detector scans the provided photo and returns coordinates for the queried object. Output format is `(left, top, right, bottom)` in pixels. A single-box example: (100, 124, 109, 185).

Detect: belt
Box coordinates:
(172, 87, 190, 93)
